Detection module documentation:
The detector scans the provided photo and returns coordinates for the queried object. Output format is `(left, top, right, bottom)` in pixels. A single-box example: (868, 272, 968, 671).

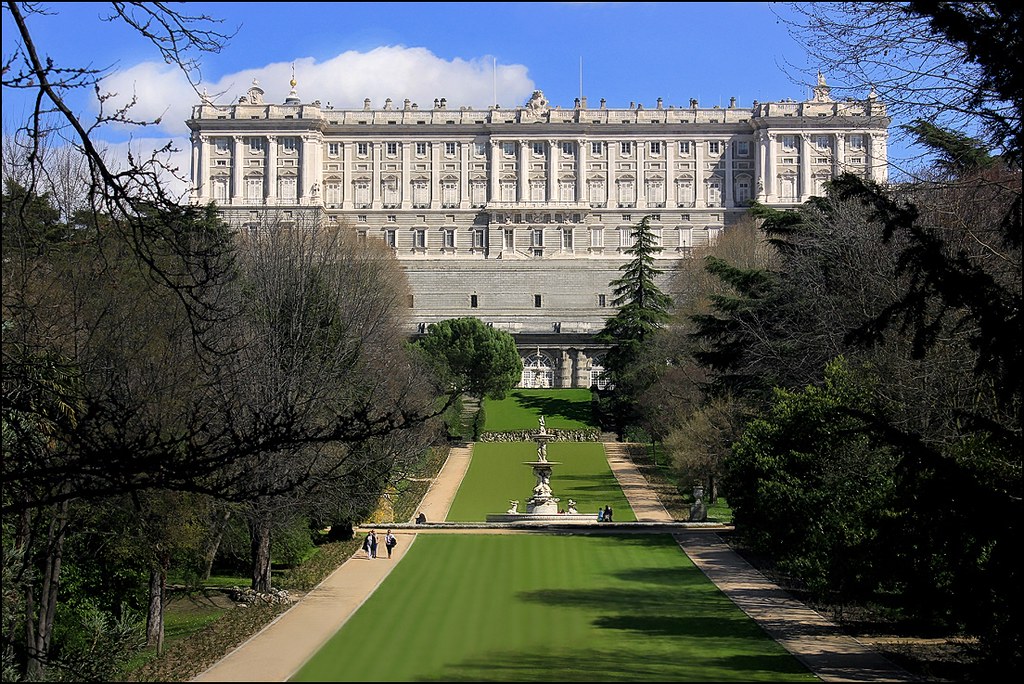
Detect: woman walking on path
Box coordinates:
(363, 530, 376, 559)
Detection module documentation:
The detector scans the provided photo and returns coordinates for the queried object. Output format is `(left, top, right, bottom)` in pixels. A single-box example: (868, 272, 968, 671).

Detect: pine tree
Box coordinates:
(597, 215, 674, 432)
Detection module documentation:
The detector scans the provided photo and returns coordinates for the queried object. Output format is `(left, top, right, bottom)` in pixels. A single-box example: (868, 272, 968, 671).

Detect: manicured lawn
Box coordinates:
(292, 534, 815, 682)
(445, 442, 635, 522)
(483, 389, 595, 431)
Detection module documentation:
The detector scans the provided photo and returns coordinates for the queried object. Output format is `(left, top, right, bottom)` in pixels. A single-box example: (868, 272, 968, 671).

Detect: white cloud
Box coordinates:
(100, 45, 535, 137)
(94, 45, 535, 200)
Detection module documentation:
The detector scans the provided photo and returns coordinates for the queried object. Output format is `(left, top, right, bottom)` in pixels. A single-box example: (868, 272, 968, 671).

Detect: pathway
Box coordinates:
(194, 441, 916, 683)
(604, 442, 916, 683)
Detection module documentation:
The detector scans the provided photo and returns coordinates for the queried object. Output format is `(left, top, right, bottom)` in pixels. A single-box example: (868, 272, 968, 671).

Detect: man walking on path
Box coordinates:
(384, 530, 397, 559)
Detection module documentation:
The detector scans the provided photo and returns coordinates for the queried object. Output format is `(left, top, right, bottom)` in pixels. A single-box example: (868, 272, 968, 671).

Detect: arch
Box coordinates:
(520, 352, 555, 388)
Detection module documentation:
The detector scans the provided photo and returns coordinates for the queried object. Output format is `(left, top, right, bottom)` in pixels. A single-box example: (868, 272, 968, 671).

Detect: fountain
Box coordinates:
(486, 416, 594, 524)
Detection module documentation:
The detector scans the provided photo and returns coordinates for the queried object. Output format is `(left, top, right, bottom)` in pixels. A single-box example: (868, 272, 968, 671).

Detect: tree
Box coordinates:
(414, 317, 522, 400)
(596, 215, 674, 435)
(727, 358, 898, 601)
(778, 2, 1021, 172)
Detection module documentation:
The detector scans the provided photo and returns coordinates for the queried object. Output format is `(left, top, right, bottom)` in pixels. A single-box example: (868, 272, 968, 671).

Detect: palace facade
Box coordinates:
(187, 75, 889, 388)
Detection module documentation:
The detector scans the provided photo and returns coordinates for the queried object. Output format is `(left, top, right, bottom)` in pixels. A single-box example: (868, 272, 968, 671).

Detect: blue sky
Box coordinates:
(4, 2, 908, 192)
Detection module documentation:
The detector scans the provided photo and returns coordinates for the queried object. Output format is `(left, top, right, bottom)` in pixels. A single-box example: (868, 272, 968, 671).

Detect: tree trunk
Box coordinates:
(249, 517, 272, 593)
(26, 499, 69, 680)
(708, 474, 719, 505)
(146, 554, 167, 654)
(202, 509, 233, 581)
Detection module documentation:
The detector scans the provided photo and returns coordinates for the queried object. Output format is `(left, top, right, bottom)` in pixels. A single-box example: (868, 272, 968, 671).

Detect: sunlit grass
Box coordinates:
(446, 442, 635, 521)
(483, 389, 595, 431)
(293, 535, 815, 682)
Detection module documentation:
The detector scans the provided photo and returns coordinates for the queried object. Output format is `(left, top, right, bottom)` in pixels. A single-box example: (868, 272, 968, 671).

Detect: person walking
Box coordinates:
(369, 530, 379, 558)
(384, 530, 397, 559)
(363, 531, 374, 560)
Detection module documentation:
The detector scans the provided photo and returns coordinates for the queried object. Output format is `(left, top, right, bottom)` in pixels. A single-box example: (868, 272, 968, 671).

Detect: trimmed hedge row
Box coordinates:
(476, 428, 601, 442)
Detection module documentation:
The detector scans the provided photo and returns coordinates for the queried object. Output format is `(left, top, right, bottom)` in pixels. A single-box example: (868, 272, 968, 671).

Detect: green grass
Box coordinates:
(446, 442, 635, 521)
(483, 389, 595, 431)
(292, 534, 815, 682)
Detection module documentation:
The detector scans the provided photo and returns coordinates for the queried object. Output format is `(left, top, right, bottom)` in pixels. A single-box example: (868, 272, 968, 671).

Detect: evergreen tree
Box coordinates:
(597, 215, 674, 433)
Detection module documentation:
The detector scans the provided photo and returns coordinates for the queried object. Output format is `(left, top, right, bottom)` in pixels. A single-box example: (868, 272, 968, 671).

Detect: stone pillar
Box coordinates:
(637, 140, 647, 209)
(402, 140, 412, 208)
(547, 139, 558, 203)
(724, 138, 734, 208)
(518, 140, 529, 203)
(193, 133, 208, 203)
(574, 349, 591, 388)
(607, 139, 617, 208)
(342, 142, 353, 209)
(374, 141, 384, 208)
(490, 140, 501, 203)
(576, 138, 587, 206)
(665, 139, 676, 208)
(460, 141, 470, 207)
(799, 134, 812, 202)
(560, 350, 573, 388)
(835, 133, 845, 177)
(694, 139, 705, 208)
(231, 136, 244, 205)
(755, 132, 768, 202)
(766, 133, 777, 201)
(265, 135, 277, 204)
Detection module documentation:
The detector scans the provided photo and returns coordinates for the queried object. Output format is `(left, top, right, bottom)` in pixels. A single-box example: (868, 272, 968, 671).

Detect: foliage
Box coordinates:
(727, 358, 898, 600)
(472, 402, 486, 441)
(596, 215, 675, 434)
(597, 215, 674, 384)
(444, 394, 465, 440)
(414, 317, 523, 399)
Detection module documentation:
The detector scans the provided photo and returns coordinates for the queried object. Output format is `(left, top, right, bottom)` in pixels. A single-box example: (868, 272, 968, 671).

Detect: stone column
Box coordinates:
(755, 132, 768, 202)
(607, 139, 617, 208)
(636, 140, 646, 209)
(560, 350, 573, 388)
(266, 135, 277, 204)
(373, 142, 384, 208)
(402, 140, 412, 208)
(460, 141, 470, 207)
(576, 138, 587, 206)
(724, 138, 734, 208)
(766, 133, 777, 202)
(194, 133, 208, 203)
(342, 142, 353, 209)
(231, 136, 244, 205)
(518, 140, 529, 203)
(665, 138, 676, 208)
(694, 138, 705, 208)
(835, 133, 845, 177)
(547, 139, 558, 203)
(799, 134, 812, 202)
(490, 140, 501, 203)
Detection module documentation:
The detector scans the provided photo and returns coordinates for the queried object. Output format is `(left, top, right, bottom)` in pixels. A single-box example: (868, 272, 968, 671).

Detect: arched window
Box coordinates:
(521, 353, 554, 388)
(590, 359, 611, 390)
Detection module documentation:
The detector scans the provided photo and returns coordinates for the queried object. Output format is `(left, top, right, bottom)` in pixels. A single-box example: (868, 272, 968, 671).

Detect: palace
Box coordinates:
(187, 74, 889, 388)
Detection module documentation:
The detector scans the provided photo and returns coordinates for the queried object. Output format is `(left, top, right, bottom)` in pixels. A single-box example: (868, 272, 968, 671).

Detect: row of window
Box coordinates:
(214, 135, 868, 160)
(411, 294, 607, 310)
(328, 177, 747, 207)
(380, 226, 702, 250)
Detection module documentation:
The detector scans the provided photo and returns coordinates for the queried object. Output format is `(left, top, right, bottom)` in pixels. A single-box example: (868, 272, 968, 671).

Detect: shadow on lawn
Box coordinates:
(426, 647, 808, 682)
(423, 570, 810, 681)
(512, 392, 594, 427)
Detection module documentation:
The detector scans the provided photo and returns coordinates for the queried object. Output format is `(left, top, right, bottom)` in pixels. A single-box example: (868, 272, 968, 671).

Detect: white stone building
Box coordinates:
(187, 74, 888, 388)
